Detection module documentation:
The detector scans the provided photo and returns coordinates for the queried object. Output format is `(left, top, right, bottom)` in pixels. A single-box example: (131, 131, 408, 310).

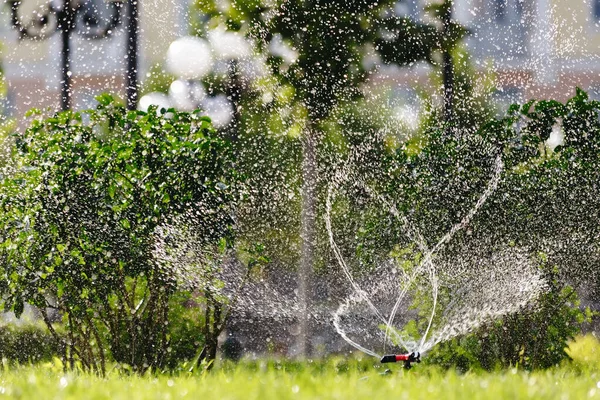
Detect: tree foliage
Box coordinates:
(195, 0, 465, 121)
(476, 88, 600, 282)
(329, 88, 600, 279)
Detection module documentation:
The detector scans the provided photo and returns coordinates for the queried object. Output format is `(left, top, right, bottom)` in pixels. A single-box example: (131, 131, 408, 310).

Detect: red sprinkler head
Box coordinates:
(380, 352, 420, 369)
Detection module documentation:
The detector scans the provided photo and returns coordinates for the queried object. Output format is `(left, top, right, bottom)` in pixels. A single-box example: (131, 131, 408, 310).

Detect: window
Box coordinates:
(493, 0, 508, 23)
(595, 0, 600, 20)
(395, 0, 419, 20)
(492, 0, 524, 24)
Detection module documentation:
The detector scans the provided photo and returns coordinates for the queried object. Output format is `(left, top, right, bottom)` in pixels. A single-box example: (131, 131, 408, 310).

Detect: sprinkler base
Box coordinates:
(380, 352, 420, 369)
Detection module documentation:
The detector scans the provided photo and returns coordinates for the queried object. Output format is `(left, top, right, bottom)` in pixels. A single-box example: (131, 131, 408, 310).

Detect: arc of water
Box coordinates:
(327, 154, 503, 357)
(353, 181, 436, 353)
(418, 249, 547, 353)
(418, 155, 503, 350)
(327, 154, 449, 354)
(332, 297, 383, 358)
(326, 152, 443, 353)
(383, 155, 504, 353)
(325, 177, 409, 350)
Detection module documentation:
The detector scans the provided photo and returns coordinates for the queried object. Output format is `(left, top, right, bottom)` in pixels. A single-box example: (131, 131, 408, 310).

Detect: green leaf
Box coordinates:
(13, 298, 24, 318)
(108, 184, 116, 199)
(95, 93, 114, 106)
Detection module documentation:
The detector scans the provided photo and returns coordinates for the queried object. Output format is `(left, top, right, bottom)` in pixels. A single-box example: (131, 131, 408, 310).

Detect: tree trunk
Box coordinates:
(297, 127, 317, 357)
(198, 295, 221, 370)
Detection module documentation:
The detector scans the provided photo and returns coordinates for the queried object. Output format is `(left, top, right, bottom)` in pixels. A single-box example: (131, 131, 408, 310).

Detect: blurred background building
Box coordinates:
(1, 0, 600, 120)
(396, 0, 600, 105)
(0, 0, 189, 117)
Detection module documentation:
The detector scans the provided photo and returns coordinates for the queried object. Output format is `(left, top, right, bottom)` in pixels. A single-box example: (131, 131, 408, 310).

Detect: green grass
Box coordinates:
(1, 336, 600, 399)
(0, 362, 599, 399)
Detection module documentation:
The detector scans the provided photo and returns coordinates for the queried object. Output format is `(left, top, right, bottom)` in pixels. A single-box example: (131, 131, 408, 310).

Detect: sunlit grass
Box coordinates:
(1, 336, 600, 399)
(567, 335, 600, 372)
(1, 364, 599, 400)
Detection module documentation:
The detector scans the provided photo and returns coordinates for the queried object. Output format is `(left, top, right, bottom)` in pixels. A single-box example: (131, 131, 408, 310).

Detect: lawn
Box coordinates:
(0, 363, 598, 399)
(1, 336, 600, 400)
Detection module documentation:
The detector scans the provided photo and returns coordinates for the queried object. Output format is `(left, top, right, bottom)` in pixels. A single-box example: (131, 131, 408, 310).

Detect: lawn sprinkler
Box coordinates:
(380, 352, 420, 369)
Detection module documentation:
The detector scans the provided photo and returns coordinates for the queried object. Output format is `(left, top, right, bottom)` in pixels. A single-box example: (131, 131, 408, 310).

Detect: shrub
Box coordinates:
(163, 292, 205, 370)
(565, 334, 600, 371)
(0, 324, 63, 364)
(0, 95, 239, 374)
(426, 265, 592, 371)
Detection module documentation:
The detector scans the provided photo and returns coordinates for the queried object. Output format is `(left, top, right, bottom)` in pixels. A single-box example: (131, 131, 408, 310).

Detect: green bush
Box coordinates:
(426, 265, 592, 371)
(0, 324, 63, 364)
(0, 95, 239, 374)
(565, 334, 600, 371)
(163, 292, 205, 370)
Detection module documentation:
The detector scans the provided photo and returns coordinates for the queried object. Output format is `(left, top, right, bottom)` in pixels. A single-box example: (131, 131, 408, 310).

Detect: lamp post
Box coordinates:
(208, 28, 251, 140)
(6, 0, 137, 111)
(441, 0, 454, 126)
(125, 0, 138, 110)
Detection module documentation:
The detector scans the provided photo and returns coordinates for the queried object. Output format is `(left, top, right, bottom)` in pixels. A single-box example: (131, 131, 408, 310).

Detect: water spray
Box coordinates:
(327, 153, 543, 365)
(380, 352, 421, 369)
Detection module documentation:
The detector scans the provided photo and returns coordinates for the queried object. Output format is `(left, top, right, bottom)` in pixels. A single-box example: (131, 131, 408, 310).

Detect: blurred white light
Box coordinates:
(208, 28, 251, 61)
(190, 82, 207, 105)
(166, 36, 214, 79)
(269, 34, 297, 64)
(138, 92, 171, 112)
(168, 80, 206, 111)
(547, 124, 564, 151)
(394, 105, 420, 131)
(413, 61, 433, 75)
(201, 95, 234, 129)
(361, 44, 381, 71)
(261, 92, 274, 104)
(169, 80, 194, 111)
(240, 57, 268, 81)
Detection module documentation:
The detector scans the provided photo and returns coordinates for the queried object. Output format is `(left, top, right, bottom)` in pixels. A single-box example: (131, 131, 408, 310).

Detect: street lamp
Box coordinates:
(165, 36, 213, 81)
(208, 28, 252, 136)
(441, 0, 454, 127)
(6, 0, 139, 111)
(140, 36, 214, 117)
(140, 30, 255, 131)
